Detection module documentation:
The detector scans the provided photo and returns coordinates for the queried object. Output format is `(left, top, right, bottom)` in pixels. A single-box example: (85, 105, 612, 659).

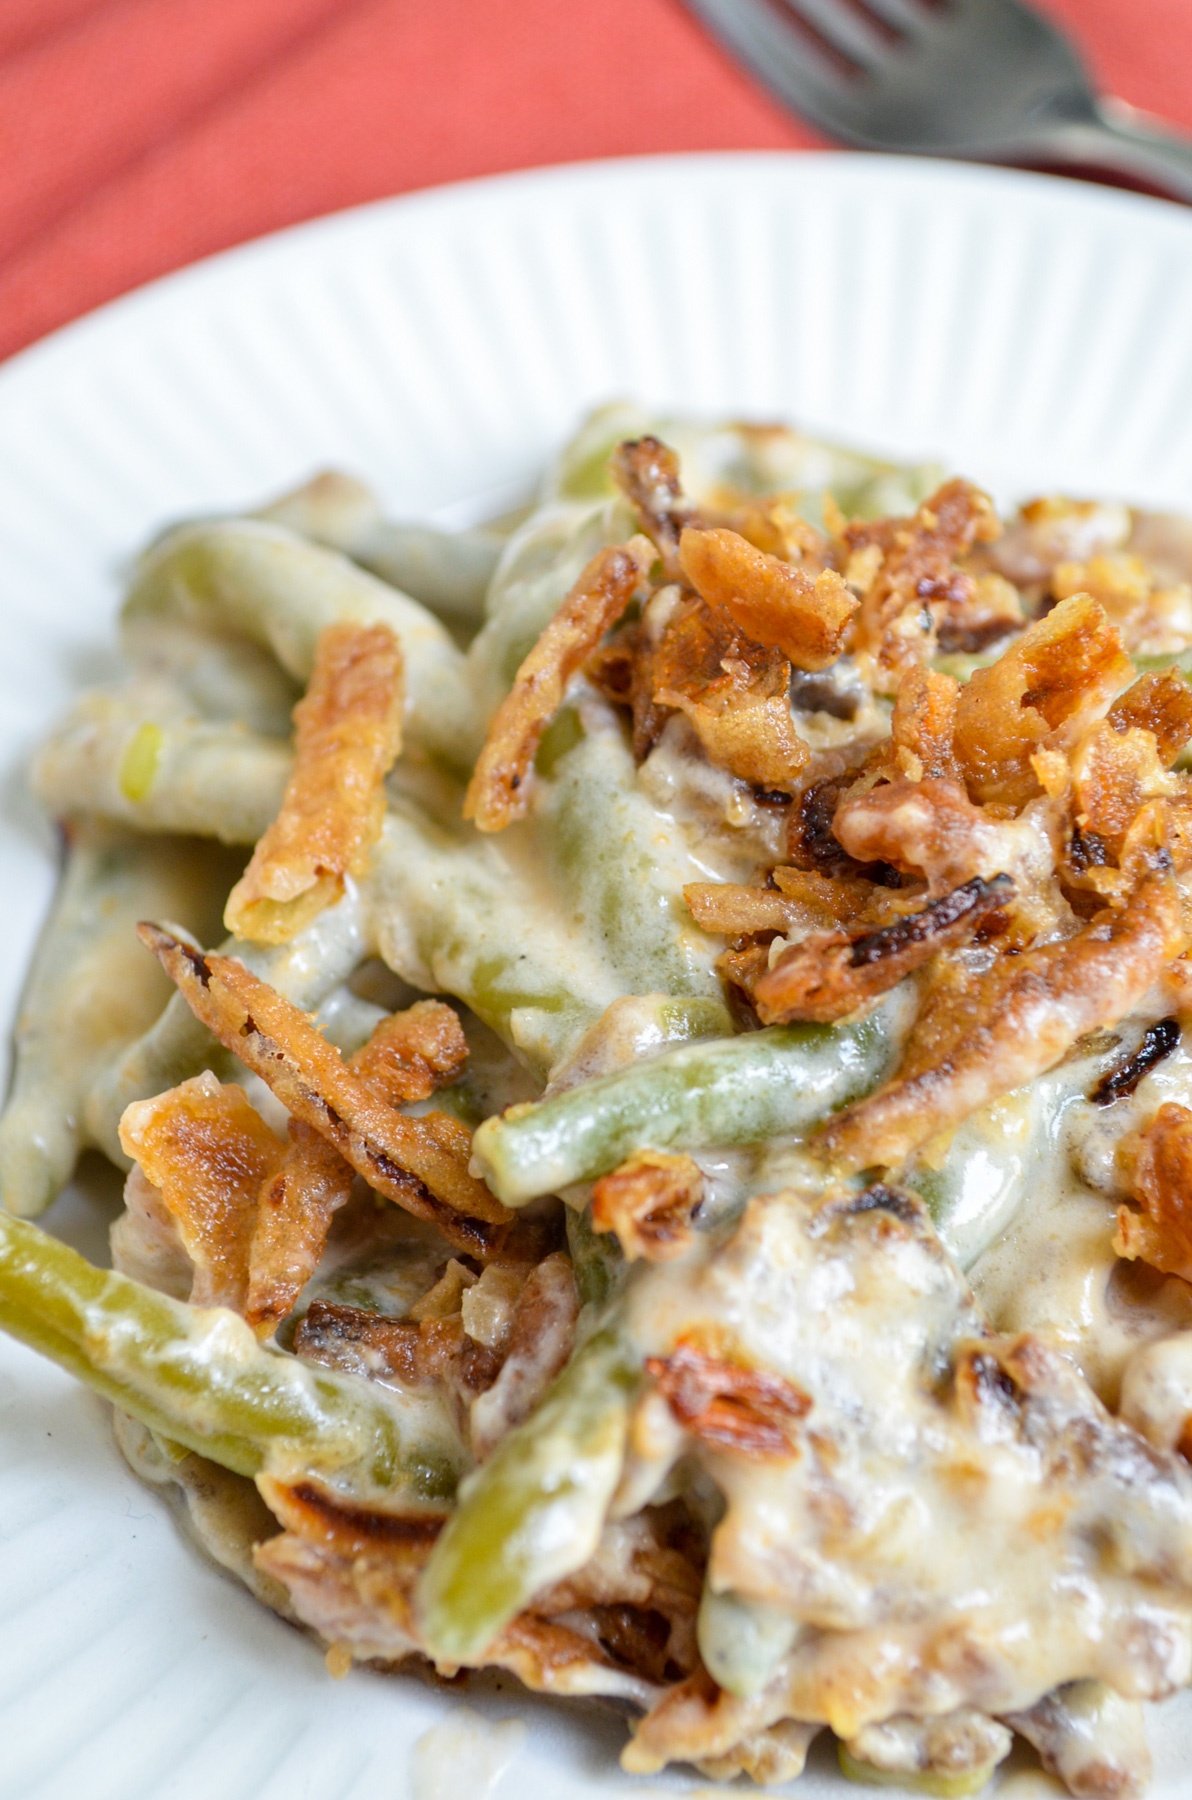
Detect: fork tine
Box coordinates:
(682, 0, 857, 106)
(774, 0, 891, 71)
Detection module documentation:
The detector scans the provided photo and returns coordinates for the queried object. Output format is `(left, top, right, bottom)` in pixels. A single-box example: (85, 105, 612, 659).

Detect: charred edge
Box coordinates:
(934, 615, 1020, 655)
(788, 668, 860, 722)
(142, 922, 212, 989)
(283, 1481, 445, 1547)
(963, 1348, 1023, 1411)
(369, 1142, 495, 1255)
(795, 779, 903, 888)
(831, 1183, 924, 1226)
(295, 1299, 415, 1347)
(1090, 1016, 1181, 1106)
(847, 874, 1014, 968)
(1069, 825, 1110, 872)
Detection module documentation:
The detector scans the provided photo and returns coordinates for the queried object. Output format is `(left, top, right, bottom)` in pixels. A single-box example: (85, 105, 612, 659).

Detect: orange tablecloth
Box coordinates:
(0, 0, 1189, 364)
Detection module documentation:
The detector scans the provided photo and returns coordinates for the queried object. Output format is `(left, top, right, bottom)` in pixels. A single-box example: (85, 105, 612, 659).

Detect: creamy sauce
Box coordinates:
(408, 1710, 526, 1800)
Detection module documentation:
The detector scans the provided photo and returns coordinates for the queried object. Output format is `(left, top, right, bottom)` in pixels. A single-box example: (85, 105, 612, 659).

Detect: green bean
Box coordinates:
(464, 498, 630, 717)
(0, 825, 235, 1219)
(122, 522, 470, 769)
(565, 1205, 624, 1313)
(85, 889, 370, 1164)
(472, 1002, 901, 1207)
(0, 1212, 460, 1507)
(256, 471, 504, 629)
(837, 1745, 996, 1797)
(907, 1052, 1105, 1270)
(369, 803, 626, 1081)
(33, 698, 289, 845)
(534, 712, 723, 1005)
(697, 1588, 800, 1699)
(546, 404, 941, 524)
(124, 615, 300, 736)
(416, 1325, 639, 1663)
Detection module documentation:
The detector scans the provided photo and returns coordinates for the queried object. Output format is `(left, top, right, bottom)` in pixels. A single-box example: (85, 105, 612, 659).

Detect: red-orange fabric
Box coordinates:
(0, 0, 1187, 362)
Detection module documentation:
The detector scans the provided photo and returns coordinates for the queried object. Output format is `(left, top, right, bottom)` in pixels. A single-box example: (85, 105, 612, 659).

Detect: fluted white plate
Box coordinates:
(3, 153, 1192, 1800)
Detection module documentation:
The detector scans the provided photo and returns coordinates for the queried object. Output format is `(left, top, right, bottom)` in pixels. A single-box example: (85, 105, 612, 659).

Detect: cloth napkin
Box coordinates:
(0, 0, 1188, 364)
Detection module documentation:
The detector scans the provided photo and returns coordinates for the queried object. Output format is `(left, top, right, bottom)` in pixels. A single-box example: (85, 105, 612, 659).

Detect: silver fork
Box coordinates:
(680, 0, 1192, 203)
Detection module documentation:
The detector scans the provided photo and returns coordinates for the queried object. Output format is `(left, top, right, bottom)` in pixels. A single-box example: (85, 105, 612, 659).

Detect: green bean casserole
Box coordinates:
(7, 403, 1192, 1794)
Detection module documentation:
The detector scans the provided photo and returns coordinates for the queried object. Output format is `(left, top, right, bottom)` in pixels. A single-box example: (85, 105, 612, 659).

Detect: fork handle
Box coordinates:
(1041, 102, 1192, 206)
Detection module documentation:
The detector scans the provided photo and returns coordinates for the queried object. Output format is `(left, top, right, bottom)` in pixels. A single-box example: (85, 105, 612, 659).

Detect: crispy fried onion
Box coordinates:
(819, 873, 1183, 1174)
(246, 1000, 469, 1334)
(611, 437, 697, 579)
(293, 1297, 481, 1390)
(1116, 1102, 1192, 1284)
(952, 593, 1133, 807)
(845, 479, 1003, 682)
(645, 1339, 811, 1459)
(464, 535, 655, 830)
(139, 925, 510, 1258)
(685, 867, 884, 938)
(255, 1488, 700, 1706)
(1051, 551, 1192, 655)
(1070, 721, 1180, 859)
(118, 1072, 286, 1311)
(752, 874, 1013, 1026)
(1110, 670, 1192, 766)
(621, 1670, 822, 1783)
(878, 665, 961, 784)
(470, 1251, 580, 1458)
(651, 592, 810, 791)
(832, 776, 1058, 898)
(225, 621, 403, 943)
(677, 525, 857, 671)
(591, 1151, 704, 1262)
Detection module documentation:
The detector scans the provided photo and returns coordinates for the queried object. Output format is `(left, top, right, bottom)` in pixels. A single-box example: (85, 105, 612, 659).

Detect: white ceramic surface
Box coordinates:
(2, 152, 1192, 1800)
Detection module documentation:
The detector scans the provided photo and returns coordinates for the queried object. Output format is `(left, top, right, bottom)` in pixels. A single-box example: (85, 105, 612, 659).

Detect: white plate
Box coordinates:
(3, 152, 1192, 1800)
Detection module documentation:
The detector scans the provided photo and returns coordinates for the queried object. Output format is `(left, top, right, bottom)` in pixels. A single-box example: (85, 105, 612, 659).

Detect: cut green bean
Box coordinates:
(837, 1745, 996, 1797)
(33, 698, 290, 845)
(122, 522, 471, 769)
(0, 825, 235, 1219)
(370, 803, 627, 1081)
(473, 1002, 901, 1206)
(697, 1588, 801, 1700)
(464, 498, 630, 717)
(534, 712, 723, 1006)
(416, 1325, 638, 1663)
(257, 472, 504, 629)
(0, 1212, 461, 1506)
(545, 403, 941, 524)
(123, 616, 300, 735)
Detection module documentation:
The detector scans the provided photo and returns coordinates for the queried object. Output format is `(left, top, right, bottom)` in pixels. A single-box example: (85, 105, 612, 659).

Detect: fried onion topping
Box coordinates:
(820, 874, 1184, 1174)
(753, 874, 1013, 1025)
(591, 1151, 705, 1262)
(646, 1340, 812, 1459)
(678, 525, 857, 671)
(1116, 1103, 1192, 1283)
(611, 436, 697, 579)
(138, 925, 510, 1258)
(465, 535, 655, 830)
(245, 1001, 470, 1334)
(651, 593, 810, 792)
(118, 1072, 286, 1311)
(952, 593, 1133, 807)
(226, 621, 403, 943)
(846, 479, 1001, 684)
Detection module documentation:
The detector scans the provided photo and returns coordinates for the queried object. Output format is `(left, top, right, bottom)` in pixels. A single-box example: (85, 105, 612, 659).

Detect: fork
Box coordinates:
(680, 0, 1192, 203)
